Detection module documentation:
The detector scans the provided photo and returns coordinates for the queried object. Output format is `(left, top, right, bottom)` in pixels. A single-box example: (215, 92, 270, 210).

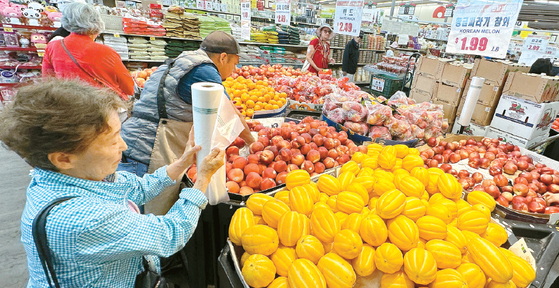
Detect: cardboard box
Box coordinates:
(462, 79, 503, 107)
(439, 61, 472, 88)
(451, 122, 489, 137)
(485, 127, 546, 149)
(415, 56, 444, 79)
(490, 95, 559, 140)
(433, 82, 463, 106)
(409, 88, 432, 104)
(470, 59, 530, 87)
(456, 98, 496, 126)
(433, 99, 458, 123)
(502, 72, 559, 103)
(411, 74, 438, 94)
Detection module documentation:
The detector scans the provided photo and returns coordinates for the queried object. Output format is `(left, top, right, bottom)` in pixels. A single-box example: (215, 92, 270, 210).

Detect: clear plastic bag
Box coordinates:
(344, 121, 369, 135)
(365, 103, 393, 126)
(326, 108, 346, 124)
(368, 126, 392, 140)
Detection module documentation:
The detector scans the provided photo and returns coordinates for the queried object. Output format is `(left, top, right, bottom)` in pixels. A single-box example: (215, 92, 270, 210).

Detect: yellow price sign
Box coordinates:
(4, 27, 13, 32)
(38, 52, 45, 57)
(114, 33, 120, 38)
(150, 37, 155, 40)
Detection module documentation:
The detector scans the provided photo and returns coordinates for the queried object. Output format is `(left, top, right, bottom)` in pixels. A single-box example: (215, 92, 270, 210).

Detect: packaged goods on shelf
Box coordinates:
(122, 18, 166, 36)
(165, 40, 199, 58)
(102, 34, 129, 60)
(374, 55, 415, 75)
(199, 16, 231, 38)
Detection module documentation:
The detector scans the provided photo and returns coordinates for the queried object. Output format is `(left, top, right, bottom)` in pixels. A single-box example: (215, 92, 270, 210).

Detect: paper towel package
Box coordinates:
(490, 94, 559, 141)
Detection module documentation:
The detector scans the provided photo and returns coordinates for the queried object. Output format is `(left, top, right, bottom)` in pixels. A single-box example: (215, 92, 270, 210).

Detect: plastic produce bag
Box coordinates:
(385, 116, 412, 141)
(387, 91, 415, 107)
(326, 108, 346, 124)
(344, 121, 369, 135)
(365, 103, 393, 126)
(368, 126, 392, 140)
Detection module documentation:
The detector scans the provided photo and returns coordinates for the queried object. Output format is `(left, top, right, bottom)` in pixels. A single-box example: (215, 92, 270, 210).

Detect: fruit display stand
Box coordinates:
(219, 152, 540, 288)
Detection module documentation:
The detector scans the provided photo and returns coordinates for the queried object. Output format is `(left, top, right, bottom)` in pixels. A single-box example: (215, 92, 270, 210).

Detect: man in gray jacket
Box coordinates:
(119, 31, 255, 177)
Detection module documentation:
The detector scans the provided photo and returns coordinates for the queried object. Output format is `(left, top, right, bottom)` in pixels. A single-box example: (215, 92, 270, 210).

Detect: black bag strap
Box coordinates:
(60, 39, 104, 86)
(155, 59, 175, 120)
(32, 196, 77, 288)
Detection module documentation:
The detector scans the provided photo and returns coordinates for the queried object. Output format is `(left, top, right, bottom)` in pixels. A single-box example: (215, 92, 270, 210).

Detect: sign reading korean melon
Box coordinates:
(446, 0, 524, 58)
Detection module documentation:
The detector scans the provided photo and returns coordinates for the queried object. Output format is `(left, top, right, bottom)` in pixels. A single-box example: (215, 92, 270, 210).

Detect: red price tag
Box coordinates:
(337, 22, 353, 33)
(454, 37, 495, 52)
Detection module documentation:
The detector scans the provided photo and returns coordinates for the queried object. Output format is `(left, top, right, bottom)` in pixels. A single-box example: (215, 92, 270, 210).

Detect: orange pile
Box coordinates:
(223, 76, 287, 119)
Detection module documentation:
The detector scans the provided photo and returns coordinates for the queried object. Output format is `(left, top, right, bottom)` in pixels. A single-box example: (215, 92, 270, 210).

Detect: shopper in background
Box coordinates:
(306, 24, 335, 74)
(386, 41, 398, 57)
(42, 2, 134, 101)
(119, 31, 255, 214)
(342, 31, 363, 83)
(529, 58, 553, 76)
(0, 79, 225, 287)
(47, 0, 86, 42)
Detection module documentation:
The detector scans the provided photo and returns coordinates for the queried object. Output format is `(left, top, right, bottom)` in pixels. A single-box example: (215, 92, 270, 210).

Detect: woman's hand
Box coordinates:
(544, 192, 559, 206)
(193, 148, 226, 193)
(329, 58, 335, 64)
(167, 127, 201, 181)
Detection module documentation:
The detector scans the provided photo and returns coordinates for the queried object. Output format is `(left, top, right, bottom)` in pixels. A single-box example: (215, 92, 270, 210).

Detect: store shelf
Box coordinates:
(0, 47, 38, 52)
(355, 81, 369, 85)
(331, 47, 386, 52)
(122, 59, 166, 63)
(0, 65, 41, 69)
(183, 7, 240, 16)
(102, 31, 203, 42)
(424, 38, 448, 42)
(396, 48, 420, 52)
(0, 24, 57, 31)
(239, 41, 306, 48)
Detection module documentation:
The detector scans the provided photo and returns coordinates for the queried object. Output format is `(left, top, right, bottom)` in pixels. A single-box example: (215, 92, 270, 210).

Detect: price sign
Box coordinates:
(545, 46, 558, 59)
(362, 8, 376, 22)
(334, 0, 364, 36)
(519, 35, 549, 65)
(275, 0, 291, 25)
(150, 37, 156, 40)
(196, 0, 205, 9)
(114, 33, 120, 38)
(240, 0, 251, 40)
(446, 0, 524, 58)
(3, 27, 13, 33)
(371, 77, 385, 92)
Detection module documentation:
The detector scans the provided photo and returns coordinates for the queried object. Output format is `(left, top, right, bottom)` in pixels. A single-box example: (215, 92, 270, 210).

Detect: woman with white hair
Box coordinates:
(42, 2, 134, 101)
(47, 0, 86, 42)
(306, 24, 335, 75)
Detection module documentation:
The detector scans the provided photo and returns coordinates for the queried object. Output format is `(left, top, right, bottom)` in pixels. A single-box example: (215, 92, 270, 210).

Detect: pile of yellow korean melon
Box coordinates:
(228, 143, 536, 288)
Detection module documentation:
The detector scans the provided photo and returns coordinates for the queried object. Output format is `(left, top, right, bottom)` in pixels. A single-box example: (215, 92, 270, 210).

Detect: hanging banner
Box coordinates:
(275, 0, 291, 25)
(333, 0, 364, 36)
(446, 0, 524, 58)
(240, 0, 251, 40)
(518, 35, 549, 65)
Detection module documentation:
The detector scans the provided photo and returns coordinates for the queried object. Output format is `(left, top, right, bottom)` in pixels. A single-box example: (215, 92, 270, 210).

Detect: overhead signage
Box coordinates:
(446, 0, 524, 58)
(275, 0, 291, 25)
(519, 35, 549, 65)
(240, 0, 251, 40)
(333, 0, 364, 37)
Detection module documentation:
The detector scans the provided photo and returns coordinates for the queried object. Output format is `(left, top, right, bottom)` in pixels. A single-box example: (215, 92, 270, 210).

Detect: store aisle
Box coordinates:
(0, 145, 30, 287)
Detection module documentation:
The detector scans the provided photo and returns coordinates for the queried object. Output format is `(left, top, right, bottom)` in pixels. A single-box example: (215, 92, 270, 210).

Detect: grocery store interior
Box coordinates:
(3, 0, 559, 287)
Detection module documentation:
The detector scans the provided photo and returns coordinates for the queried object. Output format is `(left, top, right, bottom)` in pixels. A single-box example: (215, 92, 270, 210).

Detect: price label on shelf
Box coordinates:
(114, 33, 120, 38)
(333, 0, 364, 36)
(3, 27, 13, 33)
(150, 37, 156, 40)
(240, 0, 251, 41)
(519, 35, 549, 65)
(275, 0, 291, 25)
(371, 77, 385, 92)
(446, 0, 523, 58)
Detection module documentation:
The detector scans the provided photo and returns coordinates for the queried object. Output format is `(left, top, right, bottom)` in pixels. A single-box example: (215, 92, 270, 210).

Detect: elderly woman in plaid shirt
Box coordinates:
(0, 79, 224, 287)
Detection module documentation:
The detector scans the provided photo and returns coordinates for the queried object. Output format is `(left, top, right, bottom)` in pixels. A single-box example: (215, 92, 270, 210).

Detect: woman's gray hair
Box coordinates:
(61, 2, 104, 35)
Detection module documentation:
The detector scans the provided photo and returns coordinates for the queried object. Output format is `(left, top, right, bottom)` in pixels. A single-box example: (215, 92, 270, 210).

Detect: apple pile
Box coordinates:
(130, 67, 158, 88)
(422, 137, 559, 214)
(231, 64, 311, 80)
(187, 117, 366, 196)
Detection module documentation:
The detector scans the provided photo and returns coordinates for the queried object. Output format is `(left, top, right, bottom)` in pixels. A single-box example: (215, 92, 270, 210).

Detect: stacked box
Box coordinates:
(455, 59, 530, 127)
(486, 73, 559, 148)
(411, 57, 471, 127)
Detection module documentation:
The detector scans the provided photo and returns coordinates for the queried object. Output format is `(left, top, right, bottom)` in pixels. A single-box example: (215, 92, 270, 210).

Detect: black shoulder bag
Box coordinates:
(32, 196, 169, 288)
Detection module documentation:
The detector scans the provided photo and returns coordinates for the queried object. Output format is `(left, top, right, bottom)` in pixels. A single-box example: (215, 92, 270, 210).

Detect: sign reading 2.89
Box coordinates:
(333, 0, 364, 37)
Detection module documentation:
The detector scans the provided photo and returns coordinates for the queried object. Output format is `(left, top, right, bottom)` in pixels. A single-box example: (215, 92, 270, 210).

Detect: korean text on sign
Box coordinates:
(240, 0, 250, 41)
(275, 0, 291, 25)
(446, 0, 523, 58)
(334, 0, 364, 37)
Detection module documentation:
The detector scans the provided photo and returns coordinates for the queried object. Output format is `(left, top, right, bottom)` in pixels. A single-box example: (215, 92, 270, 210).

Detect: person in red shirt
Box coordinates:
(42, 2, 134, 101)
(306, 24, 335, 75)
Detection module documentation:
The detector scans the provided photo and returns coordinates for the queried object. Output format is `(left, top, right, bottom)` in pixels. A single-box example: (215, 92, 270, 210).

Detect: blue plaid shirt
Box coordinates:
(21, 166, 208, 287)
